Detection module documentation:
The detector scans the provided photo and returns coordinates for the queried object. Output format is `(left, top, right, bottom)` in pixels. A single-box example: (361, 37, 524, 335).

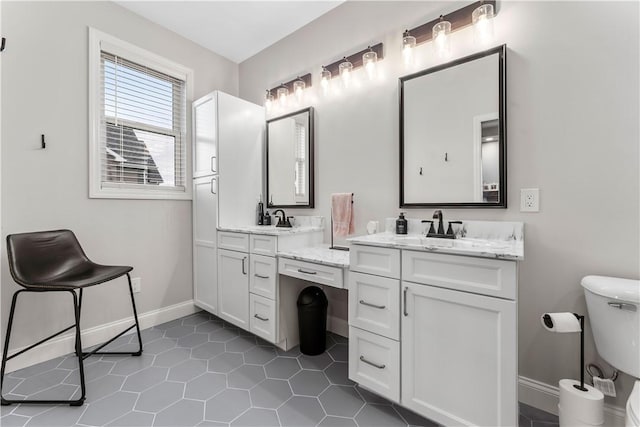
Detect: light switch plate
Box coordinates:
(520, 188, 539, 212)
(131, 277, 141, 293)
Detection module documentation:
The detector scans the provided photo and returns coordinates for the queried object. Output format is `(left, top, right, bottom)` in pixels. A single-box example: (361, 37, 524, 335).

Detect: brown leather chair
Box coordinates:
(1, 230, 143, 406)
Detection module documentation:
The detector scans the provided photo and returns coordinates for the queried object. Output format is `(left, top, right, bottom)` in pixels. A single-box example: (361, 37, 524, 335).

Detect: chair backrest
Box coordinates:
(6, 229, 90, 287)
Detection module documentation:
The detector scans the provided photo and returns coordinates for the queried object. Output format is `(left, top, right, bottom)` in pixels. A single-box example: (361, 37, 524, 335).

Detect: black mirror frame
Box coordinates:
(266, 106, 315, 209)
(399, 44, 507, 208)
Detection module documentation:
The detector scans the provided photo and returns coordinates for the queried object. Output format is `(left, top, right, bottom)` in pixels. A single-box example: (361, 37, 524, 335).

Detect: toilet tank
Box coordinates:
(581, 275, 640, 378)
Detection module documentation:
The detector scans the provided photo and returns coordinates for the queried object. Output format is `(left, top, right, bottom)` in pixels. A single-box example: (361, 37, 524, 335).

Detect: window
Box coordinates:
(89, 28, 192, 199)
(294, 122, 306, 201)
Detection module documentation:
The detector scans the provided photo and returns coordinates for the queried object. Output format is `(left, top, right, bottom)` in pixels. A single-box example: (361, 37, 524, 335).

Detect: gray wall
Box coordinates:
(1, 1, 237, 350)
(239, 1, 640, 408)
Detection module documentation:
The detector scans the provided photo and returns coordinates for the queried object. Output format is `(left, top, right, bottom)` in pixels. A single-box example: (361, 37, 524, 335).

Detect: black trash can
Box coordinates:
(297, 286, 328, 356)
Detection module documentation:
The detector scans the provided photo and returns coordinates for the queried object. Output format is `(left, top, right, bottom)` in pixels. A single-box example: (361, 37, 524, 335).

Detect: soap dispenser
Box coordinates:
(396, 212, 408, 235)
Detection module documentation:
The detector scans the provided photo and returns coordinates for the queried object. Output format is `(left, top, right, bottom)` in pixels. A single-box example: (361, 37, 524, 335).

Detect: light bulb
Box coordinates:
(338, 57, 353, 89)
(402, 31, 416, 67)
(320, 67, 331, 96)
(293, 78, 305, 103)
(362, 48, 377, 80)
(277, 86, 288, 106)
(473, 3, 495, 45)
(264, 90, 274, 111)
(432, 18, 451, 59)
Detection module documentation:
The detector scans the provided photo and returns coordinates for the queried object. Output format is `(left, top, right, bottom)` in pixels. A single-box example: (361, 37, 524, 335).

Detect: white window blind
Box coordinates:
(100, 51, 186, 192)
(294, 122, 306, 200)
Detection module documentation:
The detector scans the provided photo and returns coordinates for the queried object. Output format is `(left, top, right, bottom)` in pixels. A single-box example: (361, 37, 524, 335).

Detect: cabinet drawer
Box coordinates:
(348, 326, 399, 403)
(218, 232, 249, 253)
(250, 294, 277, 343)
(278, 257, 344, 289)
(348, 272, 400, 340)
(350, 245, 400, 279)
(250, 254, 277, 299)
(250, 234, 277, 257)
(402, 250, 517, 300)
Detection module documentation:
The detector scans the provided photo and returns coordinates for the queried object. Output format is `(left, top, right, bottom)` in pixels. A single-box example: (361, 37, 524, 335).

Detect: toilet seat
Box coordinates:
(627, 381, 640, 427)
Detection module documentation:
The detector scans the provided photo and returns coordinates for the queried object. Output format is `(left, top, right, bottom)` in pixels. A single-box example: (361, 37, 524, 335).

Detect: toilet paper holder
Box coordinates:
(542, 313, 588, 392)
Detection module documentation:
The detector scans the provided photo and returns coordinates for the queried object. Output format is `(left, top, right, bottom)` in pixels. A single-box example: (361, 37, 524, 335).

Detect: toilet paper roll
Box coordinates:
(541, 312, 582, 333)
(559, 379, 604, 426)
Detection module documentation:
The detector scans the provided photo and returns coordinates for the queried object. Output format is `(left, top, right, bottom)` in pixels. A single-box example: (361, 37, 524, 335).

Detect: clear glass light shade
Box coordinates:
(277, 86, 289, 106)
(338, 58, 353, 88)
(362, 50, 377, 80)
(264, 90, 274, 110)
(472, 3, 495, 45)
(293, 79, 305, 102)
(320, 68, 331, 96)
(402, 33, 417, 66)
(432, 20, 451, 58)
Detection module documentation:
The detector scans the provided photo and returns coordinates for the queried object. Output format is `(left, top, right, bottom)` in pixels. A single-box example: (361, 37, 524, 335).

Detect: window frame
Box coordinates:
(88, 27, 193, 200)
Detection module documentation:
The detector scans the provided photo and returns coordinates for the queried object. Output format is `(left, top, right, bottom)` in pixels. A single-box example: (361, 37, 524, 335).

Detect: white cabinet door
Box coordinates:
(193, 177, 217, 314)
(401, 282, 517, 427)
(193, 93, 217, 178)
(217, 249, 249, 329)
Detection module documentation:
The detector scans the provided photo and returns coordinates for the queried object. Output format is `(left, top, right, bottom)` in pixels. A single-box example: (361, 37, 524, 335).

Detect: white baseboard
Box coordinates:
(4, 300, 197, 373)
(518, 376, 626, 426)
(328, 315, 348, 338)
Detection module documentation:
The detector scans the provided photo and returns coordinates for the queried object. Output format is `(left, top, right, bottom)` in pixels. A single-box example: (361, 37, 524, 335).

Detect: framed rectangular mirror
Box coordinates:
(266, 107, 314, 208)
(400, 44, 506, 208)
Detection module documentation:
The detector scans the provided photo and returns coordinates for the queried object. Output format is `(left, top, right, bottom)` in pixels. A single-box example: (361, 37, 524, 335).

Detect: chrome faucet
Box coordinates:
(272, 209, 292, 228)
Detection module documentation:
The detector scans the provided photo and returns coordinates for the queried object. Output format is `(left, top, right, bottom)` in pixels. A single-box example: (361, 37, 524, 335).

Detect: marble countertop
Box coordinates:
(277, 245, 350, 268)
(218, 216, 324, 236)
(348, 220, 524, 260)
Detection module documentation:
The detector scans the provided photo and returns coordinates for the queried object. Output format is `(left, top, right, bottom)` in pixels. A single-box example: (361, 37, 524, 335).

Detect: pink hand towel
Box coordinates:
(332, 193, 354, 237)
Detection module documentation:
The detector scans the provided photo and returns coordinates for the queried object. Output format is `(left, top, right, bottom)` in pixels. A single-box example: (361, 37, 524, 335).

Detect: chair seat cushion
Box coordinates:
(28, 263, 133, 290)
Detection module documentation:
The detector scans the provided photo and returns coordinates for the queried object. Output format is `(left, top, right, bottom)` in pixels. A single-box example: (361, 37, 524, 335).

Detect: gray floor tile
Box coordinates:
(298, 353, 333, 370)
(275, 346, 301, 358)
(135, 380, 184, 412)
(143, 338, 178, 355)
(154, 319, 182, 330)
(225, 336, 257, 353)
(205, 389, 251, 422)
(153, 347, 192, 368)
(250, 379, 292, 409)
(319, 385, 364, 417)
(154, 398, 204, 426)
(355, 404, 406, 427)
(8, 359, 61, 379)
(265, 357, 301, 380)
(85, 373, 126, 401)
(107, 410, 156, 426)
(165, 325, 196, 338)
(182, 312, 212, 326)
(243, 346, 277, 365)
(331, 334, 349, 344)
(1, 376, 23, 394)
(227, 365, 265, 389)
(290, 370, 330, 396)
(192, 342, 226, 360)
(209, 328, 240, 343)
(393, 404, 438, 427)
(195, 322, 224, 334)
(28, 383, 79, 401)
(520, 403, 559, 424)
(531, 421, 559, 427)
(140, 328, 165, 343)
(168, 359, 208, 382)
(198, 421, 229, 427)
(12, 369, 69, 396)
(230, 408, 279, 426)
(277, 396, 325, 427)
(324, 362, 354, 386)
(78, 391, 137, 426)
(328, 344, 348, 362)
(178, 333, 210, 348)
(121, 366, 169, 392)
(63, 360, 115, 385)
(355, 385, 392, 405)
(8, 405, 50, 418)
(208, 353, 244, 373)
(519, 414, 533, 427)
(110, 354, 154, 375)
(1, 414, 30, 427)
(318, 416, 358, 427)
(185, 373, 227, 400)
(24, 405, 84, 426)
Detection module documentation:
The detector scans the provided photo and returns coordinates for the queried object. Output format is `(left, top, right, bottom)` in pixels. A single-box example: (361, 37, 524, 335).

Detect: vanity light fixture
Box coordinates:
(264, 90, 274, 111)
(402, 30, 417, 67)
(362, 46, 378, 80)
(320, 43, 384, 90)
(338, 57, 353, 88)
(320, 66, 331, 96)
(472, 1, 495, 45)
(276, 84, 289, 106)
(293, 77, 306, 102)
(265, 74, 312, 110)
(433, 16, 452, 58)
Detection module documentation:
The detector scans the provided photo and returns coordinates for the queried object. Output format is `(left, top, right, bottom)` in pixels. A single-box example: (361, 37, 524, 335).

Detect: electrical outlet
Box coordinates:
(520, 188, 540, 212)
(131, 277, 141, 293)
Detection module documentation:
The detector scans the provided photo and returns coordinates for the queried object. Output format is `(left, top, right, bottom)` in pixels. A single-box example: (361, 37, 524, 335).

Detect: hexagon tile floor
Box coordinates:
(0, 311, 559, 427)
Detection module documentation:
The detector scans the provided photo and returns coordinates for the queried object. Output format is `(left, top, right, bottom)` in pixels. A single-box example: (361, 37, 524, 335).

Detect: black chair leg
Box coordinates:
(1, 290, 22, 406)
(70, 290, 86, 406)
(126, 273, 143, 357)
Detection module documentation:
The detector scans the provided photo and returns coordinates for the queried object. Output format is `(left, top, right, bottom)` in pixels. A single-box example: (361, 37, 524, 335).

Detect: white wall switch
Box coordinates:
(520, 188, 540, 212)
(131, 277, 142, 293)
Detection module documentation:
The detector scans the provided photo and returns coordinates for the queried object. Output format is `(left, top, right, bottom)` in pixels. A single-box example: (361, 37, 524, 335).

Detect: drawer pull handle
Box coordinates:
(359, 300, 385, 310)
(360, 355, 385, 369)
(297, 268, 317, 275)
(403, 287, 409, 316)
(242, 257, 247, 275)
(608, 301, 637, 312)
(254, 274, 270, 279)
(254, 314, 269, 322)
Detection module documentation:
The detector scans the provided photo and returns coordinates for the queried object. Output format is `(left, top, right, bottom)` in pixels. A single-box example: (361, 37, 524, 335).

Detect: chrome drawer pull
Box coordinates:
(359, 300, 385, 310)
(403, 287, 409, 317)
(254, 314, 269, 322)
(608, 302, 637, 312)
(360, 355, 385, 369)
(297, 269, 317, 275)
(254, 274, 270, 279)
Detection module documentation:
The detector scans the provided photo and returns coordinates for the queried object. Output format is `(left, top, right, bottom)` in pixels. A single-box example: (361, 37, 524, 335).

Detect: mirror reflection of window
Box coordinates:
(481, 119, 500, 202)
(294, 121, 306, 202)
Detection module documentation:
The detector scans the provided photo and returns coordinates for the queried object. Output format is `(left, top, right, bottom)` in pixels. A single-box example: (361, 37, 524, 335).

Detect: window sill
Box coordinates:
(89, 187, 192, 201)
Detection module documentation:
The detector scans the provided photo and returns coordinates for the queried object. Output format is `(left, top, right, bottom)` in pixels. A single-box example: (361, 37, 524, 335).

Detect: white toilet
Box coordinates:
(581, 275, 640, 427)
